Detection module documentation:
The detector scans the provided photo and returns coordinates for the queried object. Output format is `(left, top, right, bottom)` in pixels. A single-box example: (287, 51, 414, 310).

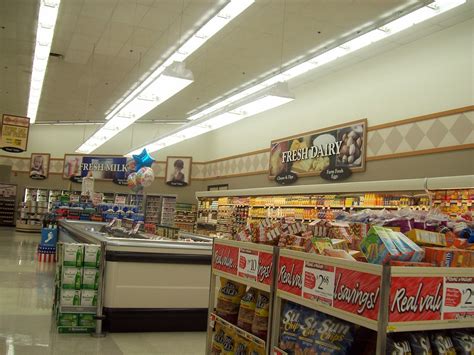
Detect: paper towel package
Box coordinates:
(82, 268, 99, 290)
(81, 290, 98, 307)
(62, 267, 82, 290)
(63, 244, 84, 267)
(83, 245, 100, 268)
(60, 290, 81, 306)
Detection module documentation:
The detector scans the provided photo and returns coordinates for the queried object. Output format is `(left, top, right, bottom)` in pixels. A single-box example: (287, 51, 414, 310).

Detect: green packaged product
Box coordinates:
(82, 268, 99, 290)
(57, 313, 78, 327)
(62, 267, 82, 290)
(83, 245, 100, 268)
(63, 244, 84, 267)
(78, 314, 96, 327)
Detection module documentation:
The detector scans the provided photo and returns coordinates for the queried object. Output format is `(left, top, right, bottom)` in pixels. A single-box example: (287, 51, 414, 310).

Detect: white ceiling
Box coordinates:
(1, 0, 432, 127)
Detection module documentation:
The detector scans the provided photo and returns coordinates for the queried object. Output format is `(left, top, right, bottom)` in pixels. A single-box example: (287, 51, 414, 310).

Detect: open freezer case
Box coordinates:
(58, 219, 212, 332)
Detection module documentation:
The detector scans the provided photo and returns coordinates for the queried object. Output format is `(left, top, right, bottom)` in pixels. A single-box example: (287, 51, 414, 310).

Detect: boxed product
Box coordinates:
(62, 244, 84, 267)
(82, 268, 99, 290)
(60, 289, 81, 306)
(392, 232, 425, 262)
(306, 237, 332, 254)
(424, 247, 472, 267)
(406, 229, 447, 247)
(62, 267, 82, 290)
(360, 226, 401, 264)
(81, 290, 98, 306)
(83, 244, 100, 268)
(56, 313, 78, 326)
(78, 313, 96, 327)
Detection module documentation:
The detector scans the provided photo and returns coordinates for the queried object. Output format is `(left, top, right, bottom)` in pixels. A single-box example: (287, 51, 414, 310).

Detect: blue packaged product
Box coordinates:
(312, 312, 355, 354)
(279, 301, 303, 354)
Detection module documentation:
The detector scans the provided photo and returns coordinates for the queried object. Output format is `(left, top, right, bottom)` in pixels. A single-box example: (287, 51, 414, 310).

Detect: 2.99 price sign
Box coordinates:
(443, 276, 474, 320)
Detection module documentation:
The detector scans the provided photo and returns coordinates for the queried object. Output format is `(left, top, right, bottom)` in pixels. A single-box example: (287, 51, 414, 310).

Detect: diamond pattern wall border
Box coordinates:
(1, 109, 473, 180)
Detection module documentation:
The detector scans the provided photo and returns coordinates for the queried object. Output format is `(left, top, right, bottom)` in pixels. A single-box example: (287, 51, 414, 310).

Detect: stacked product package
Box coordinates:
(233, 208, 474, 267)
(54, 242, 101, 333)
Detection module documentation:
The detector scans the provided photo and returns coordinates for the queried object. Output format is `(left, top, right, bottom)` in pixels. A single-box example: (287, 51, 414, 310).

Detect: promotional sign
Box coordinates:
(269, 119, 366, 180)
(389, 277, 443, 322)
(29, 153, 50, 180)
(275, 171, 298, 185)
(443, 276, 474, 320)
(0, 114, 30, 153)
(257, 251, 273, 285)
(303, 262, 335, 306)
(63, 155, 129, 184)
(277, 256, 304, 296)
(114, 195, 127, 205)
(320, 165, 352, 182)
(0, 183, 17, 198)
(333, 267, 381, 320)
(213, 243, 239, 275)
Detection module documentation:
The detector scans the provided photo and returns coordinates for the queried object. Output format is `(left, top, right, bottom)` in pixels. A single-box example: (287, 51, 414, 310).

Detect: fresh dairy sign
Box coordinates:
(269, 119, 367, 182)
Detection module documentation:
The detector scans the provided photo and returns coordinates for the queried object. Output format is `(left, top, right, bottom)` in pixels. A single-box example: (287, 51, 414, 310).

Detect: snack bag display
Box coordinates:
(450, 330, 474, 355)
(387, 336, 412, 354)
(279, 301, 303, 353)
(430, 332, 456, 355)
(296, 307, 318, 353)
(311, 312, 355, 354)
(248, 341, 265, 355)
(408, 333, 432, 355)
(237, 287, 258, 332)
(211, 323, 225, 355)
(216, 278, 247, 323)
(221, 328, 236, 355)
(251, 291, 270, 340)
(234, 335, 249, 355)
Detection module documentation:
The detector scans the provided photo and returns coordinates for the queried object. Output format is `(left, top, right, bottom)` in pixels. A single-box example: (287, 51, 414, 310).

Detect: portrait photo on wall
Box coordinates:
(29, 153, 50, 180)
(165, 156, 192, 187)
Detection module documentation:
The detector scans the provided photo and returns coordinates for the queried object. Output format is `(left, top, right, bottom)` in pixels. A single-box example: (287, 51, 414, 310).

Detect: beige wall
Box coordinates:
(201, 150, 474, 192)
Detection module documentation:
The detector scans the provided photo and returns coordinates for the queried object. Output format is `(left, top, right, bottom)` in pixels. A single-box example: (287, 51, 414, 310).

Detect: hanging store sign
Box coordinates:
(0, 114, 30, 153)
(63, 154, 131, 184)
(269, 119, 367, 181)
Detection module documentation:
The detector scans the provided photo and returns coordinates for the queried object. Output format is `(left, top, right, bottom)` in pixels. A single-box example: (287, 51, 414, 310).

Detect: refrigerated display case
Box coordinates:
(144, 194, 177, 226)
(58, 219, 212, 332)
(0, 184, 17, 226)
(16, 187, 49, 232)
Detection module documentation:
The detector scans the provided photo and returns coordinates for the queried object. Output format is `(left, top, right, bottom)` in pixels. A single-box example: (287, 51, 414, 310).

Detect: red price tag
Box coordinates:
(238, 248, 259, 280)
(443, 276, 474, 320)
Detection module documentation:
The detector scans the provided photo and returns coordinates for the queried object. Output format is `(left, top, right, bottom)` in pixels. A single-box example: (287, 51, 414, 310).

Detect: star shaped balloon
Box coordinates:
(133, 149, 155, 171)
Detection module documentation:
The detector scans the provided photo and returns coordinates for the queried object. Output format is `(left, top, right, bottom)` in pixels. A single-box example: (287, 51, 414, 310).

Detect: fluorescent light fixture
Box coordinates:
(27, 0, 61, 123)
(127, 82, 294, 155)
(76, 0, 254, 154)
(76, 62, 193, 153)
(186, 0, 466, 122)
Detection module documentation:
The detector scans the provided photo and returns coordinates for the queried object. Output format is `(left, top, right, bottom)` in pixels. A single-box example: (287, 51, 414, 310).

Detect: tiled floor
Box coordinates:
(0, 228, 206, 355)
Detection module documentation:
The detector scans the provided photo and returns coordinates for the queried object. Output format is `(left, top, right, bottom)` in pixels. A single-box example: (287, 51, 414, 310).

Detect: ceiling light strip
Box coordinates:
(75, 0, 254, 154)
(27, 0, 61, 124)
(126, 0, 465, 156)
(186, 0, 466, 122)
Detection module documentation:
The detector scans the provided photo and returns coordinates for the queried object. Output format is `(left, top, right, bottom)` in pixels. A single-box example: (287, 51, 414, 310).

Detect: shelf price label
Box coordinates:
(213, 243, 239, 275)
(303, 261, 335, 306)
(443, 276, 474, 320)
(238, 248, 259, 280)
(389, 277, 443, 322)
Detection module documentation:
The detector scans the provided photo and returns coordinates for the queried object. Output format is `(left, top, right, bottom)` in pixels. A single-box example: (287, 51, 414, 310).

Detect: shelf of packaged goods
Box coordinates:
(211, 313, 266, 349)
(175, 222, 195, 225)
(59, 306, 96, 314)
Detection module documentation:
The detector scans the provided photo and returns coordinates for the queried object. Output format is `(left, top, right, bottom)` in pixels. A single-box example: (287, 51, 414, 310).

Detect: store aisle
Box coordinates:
(0, 228, 206, 355)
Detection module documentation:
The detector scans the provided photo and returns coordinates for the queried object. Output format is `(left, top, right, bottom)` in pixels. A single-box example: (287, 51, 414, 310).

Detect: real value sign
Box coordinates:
(212, 243, 273, 286)
(389, 277, 443, 322)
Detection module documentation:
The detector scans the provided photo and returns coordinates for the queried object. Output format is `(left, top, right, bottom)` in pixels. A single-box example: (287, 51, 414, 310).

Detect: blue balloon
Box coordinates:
(133, 149, 155, 171)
